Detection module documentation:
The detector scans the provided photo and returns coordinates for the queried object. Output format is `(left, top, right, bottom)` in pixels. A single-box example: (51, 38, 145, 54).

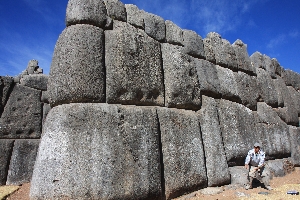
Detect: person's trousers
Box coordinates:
(248, 166, 270, 186)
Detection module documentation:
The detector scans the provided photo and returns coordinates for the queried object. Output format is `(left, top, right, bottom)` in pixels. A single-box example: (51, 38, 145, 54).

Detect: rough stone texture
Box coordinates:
(105, 21, 164, 106)
(161, 43, 201, 110)
(256, 102, 291, 159)
(229, 166, 249, 187)
(0, 85, 42, 139)
(41, 91, 49, 104)
(233, 39, 255, 75)
(197, 96, 230, 187)
(281, 69, 293, 86)
(157, 107, 207, 199)
(6, 139, 40, 185)
(30, 103, 162, 200)
(182, 30, 205, 59)
(66, 0, 107, 28)
(165, 20, 183, 46)
(250, 51, 264, 70)
(216, 65, 239, 102)
(263, 55, 276, 79)
(143, 11, 166, 42)
(287, 86, 300, 116)
(193, 58, 221, 98)
(272, 58, 283, 76)
(222, 39, 238, 70)
(47, 24, 105, 107)
(26, 60, 39, 75)
(0, 139, 14, 185)
(290, 71, 300, 90)
(104, 0, 127, 22)
(266, 159, 286, 177)
(235, 71, 259, 110)
(0, 76, 14, 116)
(273, 75, 285, 107)
(289, 126, 300, 166)
(256, 68, 278, 107)
(203, 35, 215, 63)
(217, 99, 261, 166)
(42, 103, 51, 125)
(20, 74, 48, 91)
(125, 4, 144, 29)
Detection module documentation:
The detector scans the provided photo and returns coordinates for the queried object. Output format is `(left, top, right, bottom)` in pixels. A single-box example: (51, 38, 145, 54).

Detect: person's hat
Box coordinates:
(254, 142, 261, 147)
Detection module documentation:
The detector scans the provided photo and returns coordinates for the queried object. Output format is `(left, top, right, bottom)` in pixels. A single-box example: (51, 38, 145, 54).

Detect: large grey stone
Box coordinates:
(165, 20, 183, 46)
(0, 85, 42, 139)
(283, 70, 300, 90)
(0, 76, 14, 116)
(6, 139, 40, 185)
(161, 43, 201, 110)
(143, 11, 165, 42)
(281, 69, 293, 86)
(20, 74, 48, 91)
(273, 75, 286, 107)
(125, 4, 144, 29)
(0, 139, 14, 185)
(47, 24, 105, 107)
(272, 58, 283, 76)
(263, 55, 276, 79)
(105, 21, 164, 106)
(216, 65, 239, 102)
(233, 39, 255, 75)
(229, 166, 249, 187)
(217, 99, 261, 166)
(193, 58, 221, 98)
(266, 159, 287, 177)
(250, 51, 264, 70)
(66, 0, 107, 28)
(182, 30, 205, 59)
(42, 103, 51, 125)
(197, 96, 230, 187)
(222, 39, 238, 71)
(104, 0, 126, 22)
(256, 102, 291, 159)
(157, 107, 207, 199)
(235, 71, 259, 110)
(289, 126, 300, 166)
(256, 68, 278, 107)
(26, 60, 39, 75)
(287, 86, 300, 116)
(30, 103, 162, 200)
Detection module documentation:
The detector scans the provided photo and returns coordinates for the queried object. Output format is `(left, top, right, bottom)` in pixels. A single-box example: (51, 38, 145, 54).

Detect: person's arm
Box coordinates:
(258, 151, 265, 168)
(245, 150, 251, 169)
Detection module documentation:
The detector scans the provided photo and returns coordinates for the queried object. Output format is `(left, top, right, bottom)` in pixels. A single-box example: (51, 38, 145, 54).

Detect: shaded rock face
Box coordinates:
(0, 140, 14, 185)
(0, 76, 14, 116)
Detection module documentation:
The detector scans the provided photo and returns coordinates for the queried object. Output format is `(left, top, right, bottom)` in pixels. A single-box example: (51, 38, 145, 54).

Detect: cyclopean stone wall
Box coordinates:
(0, 0, 299, 199)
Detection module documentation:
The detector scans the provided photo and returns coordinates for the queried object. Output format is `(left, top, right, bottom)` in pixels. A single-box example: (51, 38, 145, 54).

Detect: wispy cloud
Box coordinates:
(267, 30, 298, 49)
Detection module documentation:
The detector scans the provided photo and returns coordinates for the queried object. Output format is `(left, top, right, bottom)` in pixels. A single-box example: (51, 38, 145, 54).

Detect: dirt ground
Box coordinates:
(4, 168, 300, 200)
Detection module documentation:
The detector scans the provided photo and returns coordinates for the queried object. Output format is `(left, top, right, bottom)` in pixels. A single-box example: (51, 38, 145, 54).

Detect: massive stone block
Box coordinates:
(197, 96, 230, 187)
(0, 139, 14, 185)
(105, 21, 164, 106)
(6, 139, 40, 185)
(0, 76, 14, 116)
(157, 107, 207, 199)
(30, 103, 162, 200)
(125, 4, 144, 29)
(235, 71, 259, 110)
(217, 99, 261, 166)
(0, 85, 42, 139)
(66, 0, 107, 28)
(182, 30, 205, 59)
(256, 102, 291, 159)
(263, 55, 276, 79)
(165, 20, 183, 46)
(20, 74, 48, 91)
(282, 69, 300, 90)
(143, 11, 166, 42)
(289, 126, 300, 166)
(193, 58, 221, 98)
(228, 166, 249, 187)
(161, 43, 201, 110)
(256, 68, 278, 107)
(232, 39, 255, 75)
(216, 65, 239, 102)
(272, 58, 284, 76)
(104, 0, 127, 22)
(287, 86, 300, 116)
(47, 24, 105, 107)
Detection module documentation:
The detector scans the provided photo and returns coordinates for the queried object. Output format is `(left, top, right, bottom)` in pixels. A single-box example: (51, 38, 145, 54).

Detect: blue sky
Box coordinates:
(0, 0, 299, 76)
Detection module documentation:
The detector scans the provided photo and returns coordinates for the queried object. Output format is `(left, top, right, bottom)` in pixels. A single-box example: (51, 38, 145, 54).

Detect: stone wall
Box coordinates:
(0, 0, 299, 199)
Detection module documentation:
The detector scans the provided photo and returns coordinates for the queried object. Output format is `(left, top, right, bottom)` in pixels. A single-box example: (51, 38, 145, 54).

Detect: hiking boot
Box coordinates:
(265, 186, 272, 190)
(245, 184, 252, 190)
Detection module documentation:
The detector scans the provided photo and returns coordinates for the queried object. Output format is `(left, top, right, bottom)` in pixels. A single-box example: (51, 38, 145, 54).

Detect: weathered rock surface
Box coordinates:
(47, 24, 105, 106)
(161, 43, 201, 110)
(272, 58, 283, 76)
(0, 76, 14, 116)
(0, 85, 42, 139)
(0, 140, 14, 185)
(263, 55, 276, 79)
(30, 103, 162, 200)
(229, 166, 249, 186)
(6, 139, 40, 185)
(198, 96, 230, 186)
(157, 107, 207, 199)
(193, 58, 221, 98)
(42, 103, 51, 124)
(232, 39, 255, 75)
(104, 0, 127, 22)
(143, 11, 165, 42)
(287, 86, 300, 116)
(20, 74, 48, 91)
(289, 126, 300, 166)
(182, 30, 205, 59)
(217, 99, 260, 166)
(105, 21, 164, 106)
(165, 20, 183, 46)
(125, 4, 144, 29)
(66, 0, 107, 28)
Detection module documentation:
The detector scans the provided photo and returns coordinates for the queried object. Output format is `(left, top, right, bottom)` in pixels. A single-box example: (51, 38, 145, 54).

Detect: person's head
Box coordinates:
(254, 142, 260, 153)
